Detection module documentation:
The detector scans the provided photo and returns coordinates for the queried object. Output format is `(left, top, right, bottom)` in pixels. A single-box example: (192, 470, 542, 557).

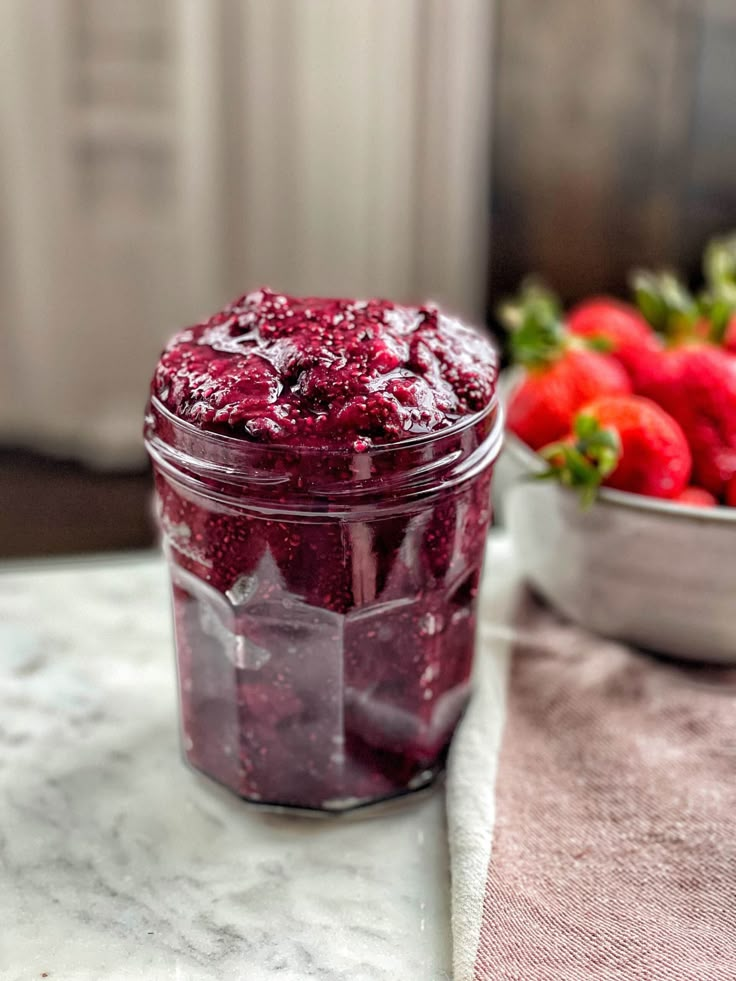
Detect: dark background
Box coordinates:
(489, 0, 736, 308)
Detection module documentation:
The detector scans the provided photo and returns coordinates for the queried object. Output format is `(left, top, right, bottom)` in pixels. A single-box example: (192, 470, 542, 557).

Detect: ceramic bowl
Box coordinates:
(495, 385, 736, 664)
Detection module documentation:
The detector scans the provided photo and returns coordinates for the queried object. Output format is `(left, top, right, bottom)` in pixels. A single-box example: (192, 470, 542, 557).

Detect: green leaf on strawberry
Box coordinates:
(704, 232, 736, 289)
(497, 278, 565, 368)
(498, 278, 611, 369)
(629, 269, 700, 343)
(698, 285, 736, 343)
(539, 414, 621, 509)
(700, 233, 736, 343)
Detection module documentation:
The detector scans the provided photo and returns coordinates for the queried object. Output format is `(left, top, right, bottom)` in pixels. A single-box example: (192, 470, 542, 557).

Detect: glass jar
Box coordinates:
(144, 392, 503, 812)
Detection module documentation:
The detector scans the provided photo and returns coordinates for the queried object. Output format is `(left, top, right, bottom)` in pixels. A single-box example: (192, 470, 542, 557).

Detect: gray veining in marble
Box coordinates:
(0, 554, 451, 981)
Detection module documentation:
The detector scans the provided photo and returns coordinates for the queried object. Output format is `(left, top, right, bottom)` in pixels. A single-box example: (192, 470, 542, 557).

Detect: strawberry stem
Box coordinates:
(629, 269, 700, 344)
(701, 233, 736, 342)
(497, 278, 567, 369)
(699, 286, 736, 343)
(540, 414, 621, 509)
(704, 232, 736, 289)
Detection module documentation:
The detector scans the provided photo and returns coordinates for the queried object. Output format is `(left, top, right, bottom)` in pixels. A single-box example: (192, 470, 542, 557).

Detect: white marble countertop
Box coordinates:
(0, 553, 452, 981)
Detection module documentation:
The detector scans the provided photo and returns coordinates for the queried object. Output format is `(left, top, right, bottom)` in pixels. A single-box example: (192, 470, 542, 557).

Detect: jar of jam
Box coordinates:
(144, 289, 501, 812)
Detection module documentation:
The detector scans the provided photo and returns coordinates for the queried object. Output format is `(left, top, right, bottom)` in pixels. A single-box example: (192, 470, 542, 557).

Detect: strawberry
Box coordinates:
(566, 297, 662, 386)
(675, 486, 718, 508)
(633, 342, 736, 497)
(631, 269, 736, 497)
(542, 395, 692, 505)
(507, 351, 631, 451)
(500, 281, 631, 451)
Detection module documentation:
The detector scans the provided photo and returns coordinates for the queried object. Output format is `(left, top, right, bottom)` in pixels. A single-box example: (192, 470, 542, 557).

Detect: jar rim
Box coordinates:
(146, 391, 503, 517)
(147, 390, 501, 457)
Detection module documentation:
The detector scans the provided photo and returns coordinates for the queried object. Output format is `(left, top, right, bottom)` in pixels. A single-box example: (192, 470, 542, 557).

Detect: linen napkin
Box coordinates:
(448, 535, 736, 981)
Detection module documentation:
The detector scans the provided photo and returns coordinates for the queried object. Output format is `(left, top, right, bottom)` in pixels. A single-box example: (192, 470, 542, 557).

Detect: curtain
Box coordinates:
(0, 0, 494, 466)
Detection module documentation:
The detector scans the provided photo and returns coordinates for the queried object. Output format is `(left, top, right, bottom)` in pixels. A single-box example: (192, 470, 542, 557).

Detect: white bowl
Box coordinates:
(496, 397, 736, 664)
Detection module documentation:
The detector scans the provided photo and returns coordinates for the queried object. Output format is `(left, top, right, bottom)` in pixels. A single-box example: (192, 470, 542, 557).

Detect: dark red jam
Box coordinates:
(145, 289, 500, 811)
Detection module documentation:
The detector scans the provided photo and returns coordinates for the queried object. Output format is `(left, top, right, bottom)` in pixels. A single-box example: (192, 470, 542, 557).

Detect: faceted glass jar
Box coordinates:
(144, 395, 503, 813)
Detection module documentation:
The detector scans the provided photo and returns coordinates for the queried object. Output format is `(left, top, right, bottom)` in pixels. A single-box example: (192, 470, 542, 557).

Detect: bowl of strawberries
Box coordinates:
(497, 234, 736, 663)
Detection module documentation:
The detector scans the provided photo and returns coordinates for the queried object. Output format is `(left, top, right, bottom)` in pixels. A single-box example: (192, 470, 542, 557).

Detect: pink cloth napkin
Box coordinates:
(448, 536, 736, 981)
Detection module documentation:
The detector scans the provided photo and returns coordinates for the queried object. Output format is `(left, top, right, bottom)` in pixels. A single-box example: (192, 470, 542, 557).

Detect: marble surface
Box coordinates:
(0, 554, 451, 981)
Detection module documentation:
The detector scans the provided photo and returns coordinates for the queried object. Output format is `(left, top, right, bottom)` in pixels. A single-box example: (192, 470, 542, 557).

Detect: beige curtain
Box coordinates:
(0, 0, 494, 466)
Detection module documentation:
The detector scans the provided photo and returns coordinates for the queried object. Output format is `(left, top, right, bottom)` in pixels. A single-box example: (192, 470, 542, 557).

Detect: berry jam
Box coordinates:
(145, 289, 500, 812)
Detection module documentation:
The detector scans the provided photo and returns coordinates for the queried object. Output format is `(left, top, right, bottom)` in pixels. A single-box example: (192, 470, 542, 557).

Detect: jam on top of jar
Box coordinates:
(153, 288, 497, 450)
